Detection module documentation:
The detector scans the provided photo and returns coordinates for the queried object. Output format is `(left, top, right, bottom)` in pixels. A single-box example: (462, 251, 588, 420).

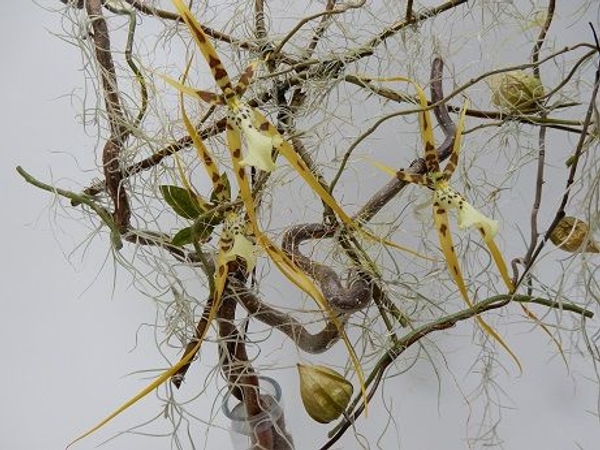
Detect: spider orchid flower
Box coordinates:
(434, 185, 498, 237)
(228, 104, 280, 172)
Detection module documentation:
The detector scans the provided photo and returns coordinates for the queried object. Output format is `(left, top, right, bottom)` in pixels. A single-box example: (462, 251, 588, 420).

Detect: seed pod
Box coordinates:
(550, 216, 600, 253)
(489, 70, 544, 113)
(297, 363, 353, 423)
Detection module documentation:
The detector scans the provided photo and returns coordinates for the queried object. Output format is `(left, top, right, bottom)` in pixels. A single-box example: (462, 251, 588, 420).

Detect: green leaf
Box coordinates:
(171, 213, 224, 247)
(171, 224, 213, 246)
(160, 185, 207, 219)
(210, 173, 231, 203)
(171, 227, 194, 247)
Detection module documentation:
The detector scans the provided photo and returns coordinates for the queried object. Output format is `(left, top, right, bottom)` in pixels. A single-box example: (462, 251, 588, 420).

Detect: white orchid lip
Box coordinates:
(230, 105, 279, 172)
(434, 185, 498, 238)
(456, 201, 498, 237)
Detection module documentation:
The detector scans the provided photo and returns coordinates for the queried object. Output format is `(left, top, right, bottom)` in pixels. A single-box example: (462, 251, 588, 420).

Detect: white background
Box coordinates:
(3, 2, 600, 449)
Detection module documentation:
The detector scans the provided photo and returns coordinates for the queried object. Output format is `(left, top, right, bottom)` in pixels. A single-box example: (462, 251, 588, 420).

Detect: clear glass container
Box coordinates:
(222, 376, 294, 450)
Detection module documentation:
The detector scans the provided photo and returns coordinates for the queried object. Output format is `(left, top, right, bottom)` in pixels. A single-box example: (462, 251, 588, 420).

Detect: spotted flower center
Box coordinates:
(434, 184, 498, 238)
(228, 104, 279, 172)
(222, 213, 257, 270)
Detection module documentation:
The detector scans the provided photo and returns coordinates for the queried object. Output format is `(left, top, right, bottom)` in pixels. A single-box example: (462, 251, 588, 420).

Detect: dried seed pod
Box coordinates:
(297, 363, 353, 423)
(550, 216, 600, 253)
(489, 70, 544, 113)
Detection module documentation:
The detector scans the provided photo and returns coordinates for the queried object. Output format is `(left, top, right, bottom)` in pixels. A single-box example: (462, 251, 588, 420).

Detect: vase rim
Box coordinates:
(222, 376, 283, 420)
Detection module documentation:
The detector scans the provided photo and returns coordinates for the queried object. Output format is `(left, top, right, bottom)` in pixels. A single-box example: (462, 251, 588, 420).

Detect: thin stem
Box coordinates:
(272, 1, 366, 57)
(254, 0, 267, 42)
(323, 294, 592, 447)
(305, 0, 337, 58)
(405, 0, 414, 22)
(86, 1, 132, 232)
(124, 0, 254, 49)
(16, 166, 122, 249)
(523, 121, 548, 266)
(103, 1, 148, 129)
(532, 0, 556, 80)
(516, 28, 600, 287)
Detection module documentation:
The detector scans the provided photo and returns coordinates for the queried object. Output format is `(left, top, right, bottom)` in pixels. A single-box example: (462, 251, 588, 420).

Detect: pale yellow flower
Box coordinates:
(434, 185, 498, 238)
(229, 104, 279, 172)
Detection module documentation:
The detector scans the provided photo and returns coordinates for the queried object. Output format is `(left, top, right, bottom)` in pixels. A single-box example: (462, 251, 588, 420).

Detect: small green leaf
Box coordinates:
(194, 220, 218, 241)
(171, 215, 222, 247)
(172, 227, 194, 247)
(160, 185, 207, 219)
(171, 224, 214, 246)
(210, 173, 231, 203)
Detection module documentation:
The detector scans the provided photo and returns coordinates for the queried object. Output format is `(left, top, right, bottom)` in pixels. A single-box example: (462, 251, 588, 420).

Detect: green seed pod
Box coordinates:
(297, 363, 353, 423)
(489, 70, 544, 113)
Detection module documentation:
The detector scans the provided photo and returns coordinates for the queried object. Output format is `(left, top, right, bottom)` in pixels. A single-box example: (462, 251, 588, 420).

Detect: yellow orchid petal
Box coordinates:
(222, 127, 370, 414)
(228, 104, 279, 172)
(432, 203, 522, 372)
(478, 228, 567, 367)
(258, 235, 368, 416)
(66, 339, 203, 448)
(479, 231, 512, 289)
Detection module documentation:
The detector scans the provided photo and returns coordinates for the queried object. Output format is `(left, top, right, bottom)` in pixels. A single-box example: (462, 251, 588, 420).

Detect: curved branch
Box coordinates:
(232, 281, 341, 354)
(282, 224, 372, 313)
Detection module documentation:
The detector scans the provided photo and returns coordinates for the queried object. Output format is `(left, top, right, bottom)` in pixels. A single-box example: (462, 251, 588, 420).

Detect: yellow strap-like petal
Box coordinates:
(66, 338, 202, 449)
(433, 205, 522, 372)
(364, 75, 438, 172)
(180, 91, 228, 201)
(226, 124, 368, 414)
(443, 101, 468, 179)
(261, 235, 368, 414)
(67, 241, 231, 448)
(161, 73, 213, 102)
(251, 108, 432, 260)
(481, 230, 567, 366)
(480, 232, 513, 291)
(171, 0, 235, 95)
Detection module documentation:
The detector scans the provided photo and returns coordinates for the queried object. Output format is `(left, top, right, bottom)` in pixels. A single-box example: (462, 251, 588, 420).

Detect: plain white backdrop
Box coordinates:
(3, 1, 600, 449)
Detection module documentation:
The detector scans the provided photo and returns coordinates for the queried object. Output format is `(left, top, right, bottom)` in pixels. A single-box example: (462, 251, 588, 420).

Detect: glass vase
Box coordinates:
(222, 376, 294, 450)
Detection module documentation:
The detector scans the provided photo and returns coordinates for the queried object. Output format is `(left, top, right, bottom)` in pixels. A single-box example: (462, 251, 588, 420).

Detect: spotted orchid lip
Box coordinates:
(222, 212, 258, 270)
(225, 232, 257, 271)
(434, 186, 498, 238)
(229, 105, 279, 172)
